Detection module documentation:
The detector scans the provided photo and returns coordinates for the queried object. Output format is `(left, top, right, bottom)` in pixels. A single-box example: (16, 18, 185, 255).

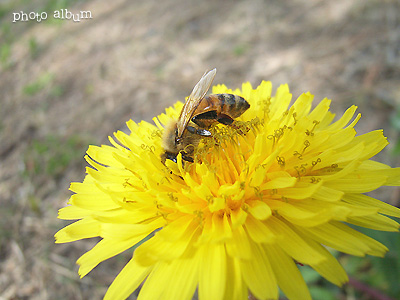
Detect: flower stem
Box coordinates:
(348, 276, 395, 300)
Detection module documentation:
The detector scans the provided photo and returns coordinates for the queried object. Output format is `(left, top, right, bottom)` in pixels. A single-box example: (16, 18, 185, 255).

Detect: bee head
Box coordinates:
(162, 120, 180, 153)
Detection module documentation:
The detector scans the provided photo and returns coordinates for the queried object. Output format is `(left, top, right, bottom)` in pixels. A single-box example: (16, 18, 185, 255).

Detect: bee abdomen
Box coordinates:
(191, 93, 250, 128)
(214, 94, 250, 117)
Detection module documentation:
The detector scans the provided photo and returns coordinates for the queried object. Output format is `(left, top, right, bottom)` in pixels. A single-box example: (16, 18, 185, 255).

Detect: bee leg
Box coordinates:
(187, 126, 212, 137)
(162, 152, 177, 163)
(218, 115, 248, 135)
(192, 111, 218, 126)
(217, 115, 234, 125)
(181, 154, 194, 163)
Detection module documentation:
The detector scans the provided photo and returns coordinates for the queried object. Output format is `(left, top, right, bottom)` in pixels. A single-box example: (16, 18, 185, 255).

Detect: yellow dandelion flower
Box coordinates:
(55, 75, 400, 300)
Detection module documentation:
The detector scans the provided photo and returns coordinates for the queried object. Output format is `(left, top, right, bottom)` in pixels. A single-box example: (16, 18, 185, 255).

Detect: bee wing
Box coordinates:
(176, 68, 217, 137)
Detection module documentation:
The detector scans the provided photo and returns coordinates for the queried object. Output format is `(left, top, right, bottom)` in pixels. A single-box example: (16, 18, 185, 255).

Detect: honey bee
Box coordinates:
(161, 68, 250, 163)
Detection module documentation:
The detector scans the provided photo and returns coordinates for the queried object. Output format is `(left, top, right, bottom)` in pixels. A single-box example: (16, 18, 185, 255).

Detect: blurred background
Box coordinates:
(1, 0, 400, 299)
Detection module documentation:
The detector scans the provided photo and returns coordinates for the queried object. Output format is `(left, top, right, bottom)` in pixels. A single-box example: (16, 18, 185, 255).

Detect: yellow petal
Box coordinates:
(57, 205, 91, 220)
(249, 162, 267, 187)
(293, 92, 313, 118)
(78, 237, 144, 277)
(86, 144, 122, 167)
(135, 220, 200, 266)
(70, 193, 120, 211)
(358, 160, 391, 170)
(347, 214, 399, 232)
(230, 207, 248, 228)
(156, 215, 195, 241)
(209, 197, 227, 212)
(199, 244, 227, 300)
(245, 215, 276, 244)
(316, 160, 361, 181)
(270, 85, 291, 119)
(342, 193, 400, 218)
(324, 174, 387, 193)
(137, 262, 170, 299)
(278, 180, 322, 200)
(265, 217, 326, 264)
(104, 257, 152, 300)
(94, 206, 160, 224)
(363, 167, 400, 186)
(260, 175, 297, 190)
(307, 244, 348, 286)
(217, 213, 233, 240)
(240, 241, 278, 300)
(54, 218, 100, 243)
(326, 105, 357, 131)
(303, 221, 388, 256)
(163, 252, 200, 300)
(308, 98, 331, 122)
(312, 185, 344, 202)
(100, 218, 164, 240)
(223, 257, 247, 300)
(348, 130, 388, 160)
(226, 225, 252, 260)
(248, 200, 272, 220)
(264, 244, 311, 300)
(269, 200, 331, 227)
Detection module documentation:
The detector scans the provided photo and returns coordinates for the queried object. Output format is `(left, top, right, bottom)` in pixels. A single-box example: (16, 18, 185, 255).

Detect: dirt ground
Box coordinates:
(0, 0, 399, 299)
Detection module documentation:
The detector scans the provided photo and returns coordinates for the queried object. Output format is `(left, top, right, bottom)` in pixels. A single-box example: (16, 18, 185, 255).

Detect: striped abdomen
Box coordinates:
(191, 94, 250, 128)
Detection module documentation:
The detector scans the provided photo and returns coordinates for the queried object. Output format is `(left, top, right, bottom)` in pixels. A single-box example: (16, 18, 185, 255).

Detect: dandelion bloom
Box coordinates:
(55, 79, 400, 300)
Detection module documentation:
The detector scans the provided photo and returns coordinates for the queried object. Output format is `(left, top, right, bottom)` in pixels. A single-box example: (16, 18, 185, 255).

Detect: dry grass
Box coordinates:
(0, 0, 399, 299)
